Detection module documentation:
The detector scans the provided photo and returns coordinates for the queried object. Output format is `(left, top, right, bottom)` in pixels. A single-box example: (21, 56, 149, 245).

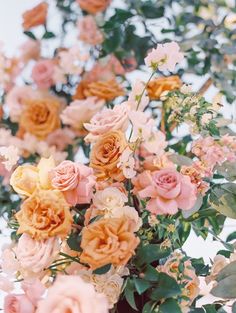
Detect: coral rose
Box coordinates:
(19, 98, 61, 139)
(15, 234, 59, 274)
(4, 294, 35, 313)
(32, 59, 55, 89)
(10, 164, 39, 197)
(147, 75, 182, 100)
(84, 103, 129, 142)
(16, 189, 72, 240)
(22, 2, 48, 30)
(77, 0, 111, 14)
(36, 275, 109, 313)
(74, 79, 124, 101)
(50, 160, 96, 206)
(80, 217, 140, 269)
(90, 131, 127, 181)
(137, 168, 197, 215)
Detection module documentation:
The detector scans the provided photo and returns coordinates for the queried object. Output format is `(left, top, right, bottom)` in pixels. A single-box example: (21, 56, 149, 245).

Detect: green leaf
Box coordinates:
(211, 274, 236, 298)
(67, 232, 81, 252)
(143, 265, 159, 282)
(159, 298, 182, 313)
(209, 183, 236, 219)
(216, 161, 236, 182)
(232, 301, 236, 313)
(203, 304, 217, 313)
(216, 261, 236, 282)
(140, 3, 165, 19)
(23, 31, 37, 40)
(134, 278, 151, 295)
(150, 273, 181, 301)
(124, 279, 138, 311)
(227, 231, 236, 242)
(135, 244, 171, 267)
(42, 31, 56, 39)
(142, 301, 156, 313)
(93, 263, 111, 275)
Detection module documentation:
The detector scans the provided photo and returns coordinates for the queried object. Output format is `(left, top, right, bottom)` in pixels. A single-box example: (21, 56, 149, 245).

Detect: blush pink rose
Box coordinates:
(84, 103, 129, 142)
(50, 160, 96, 205)
(36, 275, 108, 313)
(4, 294, 35, 313)
(19, 40, 40, 63)
(15, 234, 59, 274)
(22, 279, 45, 305)
(46, 128, 75, 151)
(78, 16, 103, 45)
(137, 168, 197, 215)
(31, 59, 55, 89)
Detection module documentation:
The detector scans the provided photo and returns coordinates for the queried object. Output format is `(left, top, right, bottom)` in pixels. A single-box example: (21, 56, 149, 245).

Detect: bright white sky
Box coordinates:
(0, 0, 235, 267)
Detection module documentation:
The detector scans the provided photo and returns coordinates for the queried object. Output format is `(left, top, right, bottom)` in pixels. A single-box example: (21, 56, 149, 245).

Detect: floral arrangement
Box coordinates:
(0, 1, 236, 312)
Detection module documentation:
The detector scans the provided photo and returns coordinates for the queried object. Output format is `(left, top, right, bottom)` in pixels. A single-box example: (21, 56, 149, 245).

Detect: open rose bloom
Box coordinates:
(1, 0, 236, 310)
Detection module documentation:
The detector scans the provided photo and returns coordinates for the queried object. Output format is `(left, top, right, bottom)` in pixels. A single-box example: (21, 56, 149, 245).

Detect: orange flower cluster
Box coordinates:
(77, 0, 111, 14)
(22, 2, 48, 30)
(147, 75, 182, 100)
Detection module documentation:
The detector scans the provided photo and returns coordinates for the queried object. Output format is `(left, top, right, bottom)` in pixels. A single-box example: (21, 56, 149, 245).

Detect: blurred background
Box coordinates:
(0, 0, 235, 267)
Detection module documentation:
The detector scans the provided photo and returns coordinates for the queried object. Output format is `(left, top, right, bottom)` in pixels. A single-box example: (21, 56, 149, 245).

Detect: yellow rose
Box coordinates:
(10, 165, 39, 197)
(10, 156, 55, 197)
(16, 189, 72, 240)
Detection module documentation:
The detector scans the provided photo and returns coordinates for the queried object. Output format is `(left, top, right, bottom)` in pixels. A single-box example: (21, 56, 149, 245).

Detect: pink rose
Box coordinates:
(15, 234, 59, 274)
(78, 16, 103, 45)
(36, 275, 108, 313)
(31, 59, 55, 89)
(4, 294, 35, 313)
(137, 168, 197, 215)
(22, 279, 45, 306)
(84, 103, 129, 142)
(50, 160, 96, 205)
(0, 275, 13, 293)
(46, 128, 75, 151)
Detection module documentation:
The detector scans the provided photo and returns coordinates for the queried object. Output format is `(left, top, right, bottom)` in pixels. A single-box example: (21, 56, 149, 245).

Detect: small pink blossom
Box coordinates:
(128, 111, 155, 142)
(135, 168, 197, 215)
(1, 248, 20, 275)
(142, 130, 167, 154)
(22, 279, 45, 305)
(84, 103, 129, 142)
(50, 160, 96, 205)
(31, 59, 55, 89)
(4, 294, 35, 313)
(127, 79, 149, 111)
(78, 16, 103, 45)
(117, 147, 136, 179)
(0, 145, 19, 171)
(145, 41, 184, 72)
(0, 275, 13, 293)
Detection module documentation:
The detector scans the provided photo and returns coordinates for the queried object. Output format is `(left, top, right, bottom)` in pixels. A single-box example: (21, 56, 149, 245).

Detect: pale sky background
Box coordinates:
(0, 2, 235, 308)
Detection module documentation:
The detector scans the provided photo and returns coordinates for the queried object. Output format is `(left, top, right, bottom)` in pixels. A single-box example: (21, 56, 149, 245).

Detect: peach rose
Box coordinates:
(15, 189, 72, 240)
(78, 16, 103, 45)
(19, 97, 61, 139)
(22, 2, 48, 30)
(74, 79, 124, 101)
(5, 86, 37, 122)
(137, 168, 197, 215)
(36, 275, 109, 313)
(147, 75, 182, 100)
(19, 40, 41, 63)
(60, 97, 104, 133)
(15, 234, 59, 274)
(32, 60, 55, 89)
(84, 103, 129, 142)
(76, 0, 111, 14)
(50, 160, 96, 206)
(4, 294, 35, 313)
(10, 164, 39, 197)
(90, 131, 127, 181)
(80, 217, 140, 269)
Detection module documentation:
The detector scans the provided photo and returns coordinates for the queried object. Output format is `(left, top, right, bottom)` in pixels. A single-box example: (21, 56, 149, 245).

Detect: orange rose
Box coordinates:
(77, 0, 111, 14)
(19, 98, 61, 139)
(74, 79, 124, 101)
(16, 189, 72, 240)
(80, 217, 140, 269)
(90, 131, 127, 181)
(22, 2, 48, 31)
(147, 75, 182, 100)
